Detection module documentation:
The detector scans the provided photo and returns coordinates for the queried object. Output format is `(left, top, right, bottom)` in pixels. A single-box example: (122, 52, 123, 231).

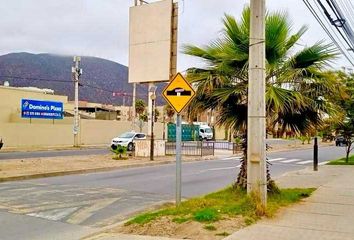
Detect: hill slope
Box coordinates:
(0, 52, 165, 105)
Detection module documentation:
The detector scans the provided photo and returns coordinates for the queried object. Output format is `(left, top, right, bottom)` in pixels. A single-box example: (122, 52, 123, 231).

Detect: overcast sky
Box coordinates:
(0, 0, 350, 70)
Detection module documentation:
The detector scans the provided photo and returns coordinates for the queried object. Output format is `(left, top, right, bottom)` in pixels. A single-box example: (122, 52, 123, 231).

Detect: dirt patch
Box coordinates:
(114, 216, 245, 240)
(0, 154, 212, 180)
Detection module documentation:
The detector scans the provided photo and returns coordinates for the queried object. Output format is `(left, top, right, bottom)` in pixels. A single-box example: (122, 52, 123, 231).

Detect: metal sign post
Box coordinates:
(313, 137, 318, 171)
(176, 113, 182, 204)
(162, 73, 196, 206)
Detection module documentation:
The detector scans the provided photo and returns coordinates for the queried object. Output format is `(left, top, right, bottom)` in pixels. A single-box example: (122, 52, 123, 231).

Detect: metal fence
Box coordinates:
(213, 141, 241, 154)
(213, 141, 234, 150)
(165, 141, 215, 156)
(165, 141, 242, 156)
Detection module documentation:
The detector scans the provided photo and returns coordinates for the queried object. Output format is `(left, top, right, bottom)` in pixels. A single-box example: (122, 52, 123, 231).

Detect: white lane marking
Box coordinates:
(206, 166, 238, 171)
(319, 161, 329, 166)
(27, 207, 79, 221)
(280, 159, 301, 163)
(220, 156, 242, 161)
(268, 158, 286, 162)
(297, 160, 313, 165)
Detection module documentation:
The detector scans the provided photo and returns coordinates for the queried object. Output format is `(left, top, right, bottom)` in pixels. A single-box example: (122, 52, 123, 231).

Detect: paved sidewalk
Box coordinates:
(83, 165, 354, 240)
(83, 233, 183, 240)
(225, 165, 354, 240)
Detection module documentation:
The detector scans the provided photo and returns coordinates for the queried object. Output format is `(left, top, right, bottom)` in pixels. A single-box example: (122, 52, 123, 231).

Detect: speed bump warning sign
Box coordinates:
(162, 73, 196, 113)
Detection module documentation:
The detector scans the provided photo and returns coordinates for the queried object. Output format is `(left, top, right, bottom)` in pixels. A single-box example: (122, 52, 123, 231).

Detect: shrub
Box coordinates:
(111, 145, 127, 160)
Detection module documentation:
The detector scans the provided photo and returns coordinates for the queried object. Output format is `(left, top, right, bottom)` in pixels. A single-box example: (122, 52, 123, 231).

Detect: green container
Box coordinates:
(167, 123, 199, 142)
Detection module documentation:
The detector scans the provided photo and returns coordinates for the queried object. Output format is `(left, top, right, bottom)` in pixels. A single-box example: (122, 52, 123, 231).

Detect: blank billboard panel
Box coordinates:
(129, 0, 173, 83)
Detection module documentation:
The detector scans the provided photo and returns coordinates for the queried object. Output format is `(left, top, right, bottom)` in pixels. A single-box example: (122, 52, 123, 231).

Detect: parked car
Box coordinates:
(335, 136, 347, 146)
(111, 132, 146, 151)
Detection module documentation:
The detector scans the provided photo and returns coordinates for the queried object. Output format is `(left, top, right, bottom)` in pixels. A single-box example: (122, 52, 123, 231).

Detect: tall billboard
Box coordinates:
(129, 0, 176, 83)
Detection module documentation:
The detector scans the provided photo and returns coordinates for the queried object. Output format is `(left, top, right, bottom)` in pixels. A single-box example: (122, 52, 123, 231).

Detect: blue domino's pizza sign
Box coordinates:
(21, 99, 64, 119)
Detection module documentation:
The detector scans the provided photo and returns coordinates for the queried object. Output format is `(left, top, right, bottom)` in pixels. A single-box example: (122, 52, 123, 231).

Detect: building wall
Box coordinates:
(0, 86, 69, 124)
(0, 86, 167, 148)
(0, 119, 165, 148)
(0, 86, 225, 149)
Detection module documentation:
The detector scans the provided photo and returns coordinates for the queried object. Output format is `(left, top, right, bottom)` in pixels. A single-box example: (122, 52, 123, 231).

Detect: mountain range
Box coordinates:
(0, 52, 166, 105)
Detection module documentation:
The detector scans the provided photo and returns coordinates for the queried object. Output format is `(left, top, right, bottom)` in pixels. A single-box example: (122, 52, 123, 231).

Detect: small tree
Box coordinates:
(135, 99, 146, 116)
(154, 108, 160, 122)
(164, 104, 175, 123)
(336, 73, 354, 162)
(340, 123, 354, 162)
(111, 145, 127, 160)
(135, 99, 147, 132)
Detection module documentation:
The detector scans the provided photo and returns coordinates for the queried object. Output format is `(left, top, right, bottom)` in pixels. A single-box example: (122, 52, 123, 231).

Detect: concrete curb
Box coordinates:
(0, 155, 228, 183)
(268, 143, 334, 153)
(0, 160, 173, 183)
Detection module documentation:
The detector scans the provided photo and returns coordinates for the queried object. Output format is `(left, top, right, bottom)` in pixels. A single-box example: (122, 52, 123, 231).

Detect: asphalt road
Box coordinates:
(0, 146, 348, 240)
(0, 139, 301, 160)
(0, 147, 108, 160)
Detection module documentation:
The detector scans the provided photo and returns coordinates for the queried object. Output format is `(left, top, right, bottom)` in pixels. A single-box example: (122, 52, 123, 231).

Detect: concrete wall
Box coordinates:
(0, 86, 226, 149)
(215, 126, 227, 140)
(0, 120, 165, 148)
(0, 86, 69, 124)
(135, 140, 166, 157)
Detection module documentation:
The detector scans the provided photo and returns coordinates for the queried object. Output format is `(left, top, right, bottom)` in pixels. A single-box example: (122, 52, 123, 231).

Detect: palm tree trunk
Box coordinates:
(235, 135, 247, 189)
(234, 134, 279, 193)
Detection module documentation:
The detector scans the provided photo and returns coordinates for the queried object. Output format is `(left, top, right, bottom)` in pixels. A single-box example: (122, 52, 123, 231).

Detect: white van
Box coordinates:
(198, 125, 213, 141)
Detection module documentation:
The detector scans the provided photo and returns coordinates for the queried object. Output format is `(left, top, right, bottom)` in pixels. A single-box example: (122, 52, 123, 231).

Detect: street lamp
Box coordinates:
(149, 86, 157, 161)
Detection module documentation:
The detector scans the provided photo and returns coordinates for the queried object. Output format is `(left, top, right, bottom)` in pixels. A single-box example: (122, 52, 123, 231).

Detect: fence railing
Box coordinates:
(165, 141, 215, 156)
(165, 141, 242, 156)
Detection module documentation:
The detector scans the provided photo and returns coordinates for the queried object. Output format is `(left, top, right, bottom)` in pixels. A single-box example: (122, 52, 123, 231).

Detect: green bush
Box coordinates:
(193, 208, 220, 222)
(111, 145, 127, 160)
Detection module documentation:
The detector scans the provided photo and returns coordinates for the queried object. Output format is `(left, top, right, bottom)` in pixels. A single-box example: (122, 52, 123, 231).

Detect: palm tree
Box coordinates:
(135, 99, 146, 116)
(164, 104, 175, 123)
(135, 99, 147, 132)
(183, 8, 340, 190)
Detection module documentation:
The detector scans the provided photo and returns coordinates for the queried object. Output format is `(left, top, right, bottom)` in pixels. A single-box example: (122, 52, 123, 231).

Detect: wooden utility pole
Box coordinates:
(247, 0, 267, 206)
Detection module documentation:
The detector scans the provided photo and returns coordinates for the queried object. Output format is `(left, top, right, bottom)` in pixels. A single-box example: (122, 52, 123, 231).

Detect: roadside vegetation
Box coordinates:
(182, 7, 344, 191)
(119, 187, 314, 239)
(117, 6, 352, 240)
(111, 145, 128, 160)
(327, 155, 354, 165)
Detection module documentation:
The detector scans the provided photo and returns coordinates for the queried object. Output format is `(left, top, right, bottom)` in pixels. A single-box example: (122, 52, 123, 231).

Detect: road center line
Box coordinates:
(219, 156, 242, 161)
(297, 160, 313, 165)
(268, 158, 286, 162)
(205, 166, 238, 171)
(280, 159, 301, 163)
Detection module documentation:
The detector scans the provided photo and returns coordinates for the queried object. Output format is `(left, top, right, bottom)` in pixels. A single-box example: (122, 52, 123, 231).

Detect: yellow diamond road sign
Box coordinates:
(163, 73, 196, 114)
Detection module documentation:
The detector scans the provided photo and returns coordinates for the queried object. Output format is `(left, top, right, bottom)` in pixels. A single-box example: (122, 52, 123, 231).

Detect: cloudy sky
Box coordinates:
(0, 0, 350, 70)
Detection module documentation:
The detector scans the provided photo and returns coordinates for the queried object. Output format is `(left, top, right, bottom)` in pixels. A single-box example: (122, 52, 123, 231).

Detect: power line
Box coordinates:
(303, 0, 354, 66)
(0, 75, 72, 83)
(0, 74, 136, 98)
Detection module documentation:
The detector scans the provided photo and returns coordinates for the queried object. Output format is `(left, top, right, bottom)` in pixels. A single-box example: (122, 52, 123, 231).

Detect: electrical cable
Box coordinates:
(303, 0, 354, 66)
